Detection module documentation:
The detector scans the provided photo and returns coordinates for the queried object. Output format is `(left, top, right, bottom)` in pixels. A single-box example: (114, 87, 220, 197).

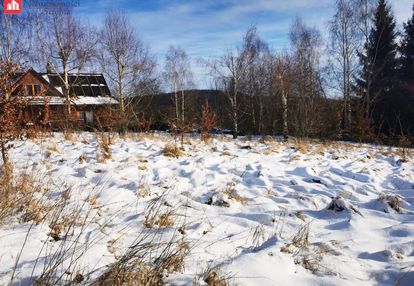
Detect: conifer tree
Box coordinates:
(400, 5, 414, 82)
(357, 0, 398, 130)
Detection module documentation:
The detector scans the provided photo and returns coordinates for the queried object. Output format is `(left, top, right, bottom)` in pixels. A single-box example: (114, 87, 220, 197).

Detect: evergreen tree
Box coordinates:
(396, 5, 414, 136)
(400, 5, 414, 82)
(357, 0, 398, 133)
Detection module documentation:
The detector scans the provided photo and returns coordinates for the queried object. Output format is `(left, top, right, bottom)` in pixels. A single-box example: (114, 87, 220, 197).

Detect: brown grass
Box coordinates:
(203, 267, 232, 286)
(0, 172, 49, 225)
(295, 140, 309, 154)
(64, 130, 76, 142)
(294, 254, 322, 273)
(378, 193, 403, 213)
(94, 241, 189, 286)
(222, 150, 234, 156)
(292, 223, 310, 249)
(93, 260, 164, 286)
(162, 143, 184, 158)
(144, 211, 175, 228)
(98, 133, 112, 162)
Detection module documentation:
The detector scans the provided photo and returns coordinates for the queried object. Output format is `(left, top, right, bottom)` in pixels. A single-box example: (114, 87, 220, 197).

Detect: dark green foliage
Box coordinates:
(400, 5, 414, 82)
(357, 0, 399, 135)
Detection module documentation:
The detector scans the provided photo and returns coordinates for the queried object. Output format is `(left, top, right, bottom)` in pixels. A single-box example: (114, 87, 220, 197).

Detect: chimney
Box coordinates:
(46, 62, 53, 73)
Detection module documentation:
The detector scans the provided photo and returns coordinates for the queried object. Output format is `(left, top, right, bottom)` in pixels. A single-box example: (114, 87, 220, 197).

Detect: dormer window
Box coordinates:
(34, 85, 41, 95)
(24, 85, 42, 96)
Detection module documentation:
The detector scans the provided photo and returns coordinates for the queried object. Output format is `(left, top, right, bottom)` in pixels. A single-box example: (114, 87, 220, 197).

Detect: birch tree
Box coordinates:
(289, 17, 324, 137)
(0, 7, 33, 63)
(210, 49, 248, 139)
(99, 11, 157, 133)
(164, 46, 193, 125)
(272, 53, 293, 140)
(241, 26, 270, 137)
(328, 0, 359, 135)
(36, 11, 97, 116)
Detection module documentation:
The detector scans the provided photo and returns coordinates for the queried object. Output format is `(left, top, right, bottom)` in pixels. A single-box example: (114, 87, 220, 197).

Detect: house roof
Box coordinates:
(25, 96, 118, 106)
(7, 68, 116, 106)
(40, 73, 111, 97)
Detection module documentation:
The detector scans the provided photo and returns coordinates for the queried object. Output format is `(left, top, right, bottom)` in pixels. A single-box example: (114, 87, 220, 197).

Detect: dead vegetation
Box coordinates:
(206, 182, 245, 208)
(143, 195, 176, 228)
(378, 193, 403, 213)
(64, 129, 76, 142)
(0, 171, 49, 225)
(202, 267, 232, 286)
(93, 238, 189, 286)
(162, 142, 184, 158)
(98, 133, 113, 161)
(295, 140, 309, 154)
(327, 196, 362, 216)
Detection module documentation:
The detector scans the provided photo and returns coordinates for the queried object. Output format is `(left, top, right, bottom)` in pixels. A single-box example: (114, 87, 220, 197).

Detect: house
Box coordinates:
(9, 69, 117, 129)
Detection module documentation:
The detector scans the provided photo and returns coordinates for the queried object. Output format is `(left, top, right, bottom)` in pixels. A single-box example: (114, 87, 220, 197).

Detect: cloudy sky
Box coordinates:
(76, 0, 413, 89)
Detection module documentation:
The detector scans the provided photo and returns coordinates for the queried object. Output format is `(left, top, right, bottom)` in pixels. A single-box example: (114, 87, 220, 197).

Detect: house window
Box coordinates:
(79, 111, 86, 123)
(24, 85, 31, 96)
(85, 111, 94, 125)
(34, 85, 41, 95)
(25, 85, 42, 96)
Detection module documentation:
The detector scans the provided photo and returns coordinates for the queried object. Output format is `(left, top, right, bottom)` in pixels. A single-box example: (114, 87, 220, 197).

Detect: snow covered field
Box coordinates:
(0, 133, 413, 286)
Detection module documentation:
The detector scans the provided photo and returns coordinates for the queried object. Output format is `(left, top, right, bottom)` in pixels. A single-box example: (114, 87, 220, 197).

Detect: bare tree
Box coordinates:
(241, 26, 271, 137)
(353, 0, 375, 117)
(36, 11, 97, 117)
(272, 53, 293, 140)
(164, 46, 193, 125)
(209, 48, 248, 139)
(328, 0, 360, 136)
(0, 7, 33, 63)
(289, 17, 324, 137)
(99, 11, 157, 133)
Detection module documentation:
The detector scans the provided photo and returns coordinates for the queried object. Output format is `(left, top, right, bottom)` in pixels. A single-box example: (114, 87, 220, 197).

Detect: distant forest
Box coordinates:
(1, 0, 414, 145)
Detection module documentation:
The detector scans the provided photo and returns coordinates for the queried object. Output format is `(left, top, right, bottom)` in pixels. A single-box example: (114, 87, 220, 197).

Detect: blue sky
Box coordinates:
(75, 0, 413, 89)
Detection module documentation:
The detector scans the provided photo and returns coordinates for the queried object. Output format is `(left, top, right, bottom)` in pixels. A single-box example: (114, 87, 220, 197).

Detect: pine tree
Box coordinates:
(400, 5, 414, 82)
(357, 0, 398, 132)
(396, 5, 414, 136)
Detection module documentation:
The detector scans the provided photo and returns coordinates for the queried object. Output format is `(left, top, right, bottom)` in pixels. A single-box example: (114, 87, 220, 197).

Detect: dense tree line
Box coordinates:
(1, 0, 414, 145)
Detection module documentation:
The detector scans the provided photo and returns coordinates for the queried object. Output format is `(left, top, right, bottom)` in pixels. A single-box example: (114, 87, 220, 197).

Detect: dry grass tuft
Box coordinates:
(162, 143, 184, 158)
(292, 223, 310, 249)
(144, 211, 175, 228)
(223, 181, 245, 204)
(93, 260, 164, 286)
(94, 241, 189, 286)
(47, 144, 61, 154)
(203, 267, 232, 286)
(0, 172, 48, 225)
(295, 211, 307, 222)
(64, 130, 76, 142)
(222, 188, 245, 205)
(294, 254, 322, 273)
(295, 140, 309, 154)
(143, 196, 175, 228)
(222, 150, 233, 156)
(137, 181, 151, 198)
(98, 133, 112, 162)
(79, 154, 86, 164)
(378, 193, 403, 213)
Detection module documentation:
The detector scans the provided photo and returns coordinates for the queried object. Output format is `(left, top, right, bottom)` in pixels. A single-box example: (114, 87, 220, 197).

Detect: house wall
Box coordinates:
(13, 73, 47, 97)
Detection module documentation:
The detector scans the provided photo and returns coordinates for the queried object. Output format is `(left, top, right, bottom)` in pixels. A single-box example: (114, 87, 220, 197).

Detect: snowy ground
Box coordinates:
(0, 133, 413, 286)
